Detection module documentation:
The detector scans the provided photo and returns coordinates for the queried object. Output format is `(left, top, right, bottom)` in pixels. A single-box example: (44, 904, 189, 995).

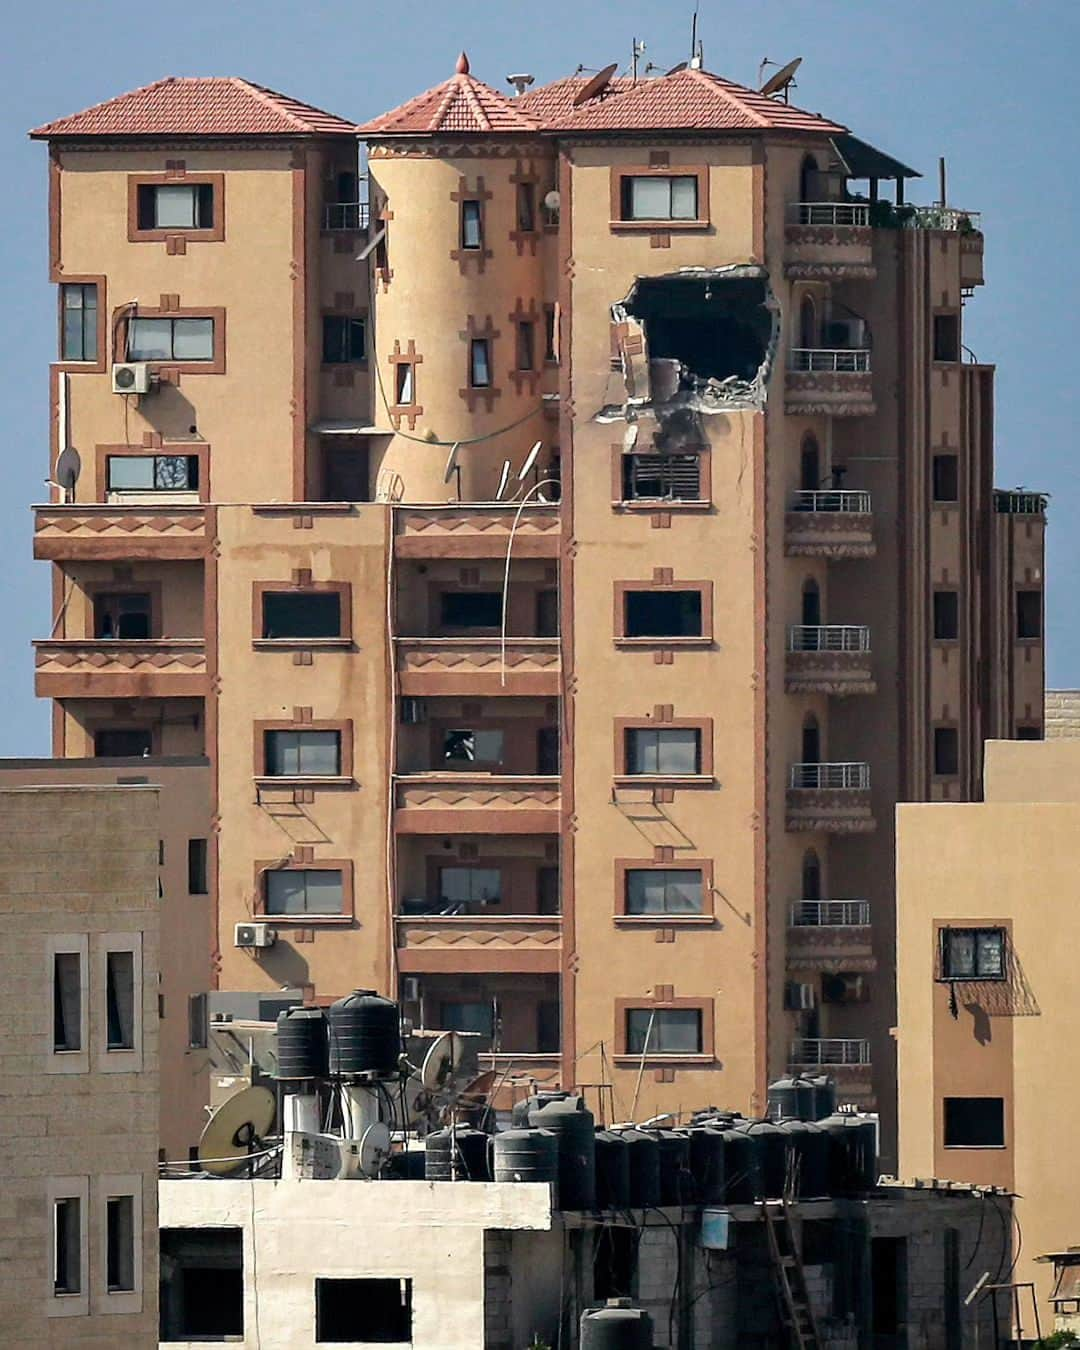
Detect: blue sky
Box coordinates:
(2, 0, 1077, 754)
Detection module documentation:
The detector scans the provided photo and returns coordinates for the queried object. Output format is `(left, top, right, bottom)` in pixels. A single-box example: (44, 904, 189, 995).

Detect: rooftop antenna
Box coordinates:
(631, 37, 646, 81)
(494, 459, 512, 502)
(689, 4, 703, 68)
(443, 442, 462, 501)
(760, 56, 802, 102)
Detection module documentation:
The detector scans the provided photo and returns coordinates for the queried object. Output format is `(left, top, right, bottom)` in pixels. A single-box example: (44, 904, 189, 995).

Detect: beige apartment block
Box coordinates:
(897, 737, 1080, 1328)
(1044, 688, 1080, 737)
(0, 785, 159, 1347)
(29, 59, 1045, 1160)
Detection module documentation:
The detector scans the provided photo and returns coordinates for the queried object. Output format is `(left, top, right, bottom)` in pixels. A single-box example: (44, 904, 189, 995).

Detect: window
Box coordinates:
(265, 730, 342, 777)
(470, 338, 492, 388)
(461, 200, 483, 249)
(622, 452, 702, 502)
(940, 927, 1006, 980)
(261, 591, 342, 640)
(932, 454, 959, 502)
(128, 317, 214, 363)
(107, 454, 199, 493)
(322, 315, 366, 364)
(1016, 724, 1042, 741)
(106, 1195, 135, 1292)
(94, 728, 152, 757)
(536, 589, 558, 638)
(440, 1001, 494, 1035)
(106, 950, 135, 1051)
(544, 306, 557, 362)
(625, 727, 701, 775)
(265, 869, 344, 917)
(53, 1196, 82, 1295)
(440, 591, 502, 629)
(624, 590, 703, 638)
(53, 952, 82, 1052)
(394, 361, 415, 404)
(933, 313, 960, 362)
(1016, 590, 1042, 640)
(516, 321, 536, 372)
(933, 726, 959, 777)
(188, 993, 208, 1049)
(137, 182, 214, 230)
(439, 866, 501, 905)
(443, 728, 504, 765)
(943, 1096, 1005, 1147)
(60, 283, 97, 362)
(626, 1007, 702, 1054)
(933, 591, 959, 640)
(188, 839, 208, 895)
(537, 1000, 560, 1053)
(160, 1228, 244, 1341)
(621, 175, 698, 221)
(625, 868, 704, 916)
(94, 592, 152, 640)
(516, 182, 536, 233)
(316, 1277, 412, 1344)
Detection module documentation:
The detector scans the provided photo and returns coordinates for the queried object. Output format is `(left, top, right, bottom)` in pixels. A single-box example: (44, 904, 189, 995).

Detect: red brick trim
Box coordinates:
(459, 315, 501, 412)
(388, 339, 423, 430)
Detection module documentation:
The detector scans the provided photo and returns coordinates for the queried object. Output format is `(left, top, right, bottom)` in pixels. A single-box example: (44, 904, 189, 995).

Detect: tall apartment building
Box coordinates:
(29, 57, 1045, 1150)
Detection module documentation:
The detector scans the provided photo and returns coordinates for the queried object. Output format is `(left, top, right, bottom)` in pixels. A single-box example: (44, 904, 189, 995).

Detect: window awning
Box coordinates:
(830, 134, 920, 181)
(310, 420, 393, 436)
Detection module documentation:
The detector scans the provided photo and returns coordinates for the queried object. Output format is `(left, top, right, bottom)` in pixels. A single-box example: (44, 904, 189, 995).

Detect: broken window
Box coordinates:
(940, 927, 1005, 980)
(439, 866, 501, 906)
(160, 1227, 244, 1342)
(933, 726, 959, 776)
(943, 1097, 1005, 1147)
(932, 454, 959, 502)
(443, 729, 504, 765)
(188, 838, 208, 895)
(620, 174, 698, 221)
(624, 589, 703, 638)
(106, 1194, 136, 1292)
(626, 1007, 702, 1054)
(516, 321, 535, 371)
(53, 1196, 82, 1295)
(262, 591, 342, 640)
(933, 313, 961, 363)
(394, 361, 415, 404)
(265, 729, 342, 777)
(94, 728, 152, 757)
(322, 315, 366, 364)
(625, 727, 701, 776)
(469, 338, 492, 388)
(265, 869, 344, 917)
(1016, 589, 1042, 640)
(106, 949, 135, 1051)
(53, 951, 82, 1052)
(440, 591, 502, 630)
(316, 1277, 413, 1344)
(94, 592, 152, 640)
(625, 867, 704, 915)
(933, 591, 959, 640)
(516, 182, 536, 232)
(622, 451, 702, 502)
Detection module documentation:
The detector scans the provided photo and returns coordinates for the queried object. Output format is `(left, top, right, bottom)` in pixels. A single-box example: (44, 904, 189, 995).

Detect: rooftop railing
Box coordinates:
(789, 202, 871, 227)
(902, 205, 981, 233)
(790, 900, 871, 927)
(789, 763, 871, 790)
(789, 348, 871, 373)
(993, 490, 1049, 516)
(787, 625, 871, 653)
(790, 1037, 871, 1066)
(790, 489, 872, 514)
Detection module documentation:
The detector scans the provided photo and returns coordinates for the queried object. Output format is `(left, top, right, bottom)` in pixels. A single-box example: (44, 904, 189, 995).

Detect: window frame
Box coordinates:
(943, 1096, 1006, 1149)
(114, 304, 226, 376)
(613, 580, 713, 645)
(127, 173, 225, 244)
(615, 858, 714, 924)
(460, 198, 484, 250)
(252, 582, 352, 648)
(255, 860, 355, 926)
(516, 320, 536, 373)
(469, 337, 493, 389)
(254, 720, 353, 783)
(932, 310, 962, 364)
(188, 838, 209, 895)
(48, 1178, 89, 1317)
(95, 933, 143, 1073)
(932, 589, 960, 642)
(1015, 588, 1042, 642)
(610, 165, 709, 231)
(615, 719, 713, 782)
(932, 453, 960, 504)
(98, 1174, 143, 1312)
(437, 865, 504, 907)
(614, 447, 710, 509)
(97, 442, 210, 504)
(321, 313, 367, 366)
(55, 275, 107, 374)
(188, 992, 209, 1049)
(938, 926, 1007, 982)
(614, 997, 714, 1063)
(60, 282, 100, 364)
(47, 935, 88, 1075)
(932, 724, 960, 778)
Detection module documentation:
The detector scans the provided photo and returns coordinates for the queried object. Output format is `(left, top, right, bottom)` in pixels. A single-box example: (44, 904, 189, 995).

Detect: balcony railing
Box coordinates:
(903, 205, 980, 233)
(790, 490, 871, 514)
(790, 1038, 871, 1066)
(789, 202, 870, 227)
(993, 490, 1049, 516)
(787, 626, 870, 654)
(789, 348, 871, 373)
(323, 201, 370, 231)
(789, 763, 871, 790)
(790, 900, 871, 928)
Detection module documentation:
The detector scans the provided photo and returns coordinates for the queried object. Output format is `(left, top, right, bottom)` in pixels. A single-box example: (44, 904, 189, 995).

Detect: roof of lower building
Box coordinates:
(29, 76, 357, 139)
(356, 52, 542, 136)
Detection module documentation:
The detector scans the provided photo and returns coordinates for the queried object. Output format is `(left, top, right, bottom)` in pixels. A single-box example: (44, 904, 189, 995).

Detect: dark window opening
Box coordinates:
(626, 1007, 702, 1054)
(53, 952, 81, 1052)
(516, 182, 536, 233)
(54, 1197, 81, 1295)
(322, 315, 366, 364)
(801, 581, 821, 627)
(106, 1195, 135, 1292)
(160, 1228, 243, 1342)
(871, 1236, 907, 1336)
(933, 313, 961, 362)
(1016, 724, 1042, 740)
(470, 338, 492, 388)
(440, 591, 502, 630)
(800, 438, 820, 491)
(262, 591, 342, 640)
(394, 362, 415, 404)
(544, 306, 557, 362)
(1016, 589, 1042, 640)
(137, 183, 214, 231)
(537, 726, 560, 776)
(820, 972, 868, 1006)
(107, 454, 199, 494)
(443, 729, 504, 766)
(61, 282, 98, 362)
(802, 851, 821, 903)
(594, 1225, 638, 1300)
(106, 949, 135, 1050)
(516, 321, 535, 371)
(800, 1218, 835, 1268)
(799, 296, 818, 349)
(321, 442, 370, 502)
(944, 1096, 1005, 1147)
(940, 927, 1005, 980)
(537, 865, 560, 915)
(622, 451, 702, 502)
(94, 592, 152, 640)
(625, 727, 701, 776)
(624, 589, 703, 638)
(537, 1000, 560, 1053)
(625, 867, 704, 915)
(934, 591, 960, 640)
(934, 726, 959, 777)
(316, 1276, 412, 1344)
(265, 730, 342, 777)
(535, 589, 559, 637)
(932, 454, 959, 502)
(799, 155, 820, 203)
(461, 200, 483, 250)
(802, 717, 821, 764)
(188, 992, 208, 1049)
(94, 728, 152, 758)
(620, 174, 698, 221)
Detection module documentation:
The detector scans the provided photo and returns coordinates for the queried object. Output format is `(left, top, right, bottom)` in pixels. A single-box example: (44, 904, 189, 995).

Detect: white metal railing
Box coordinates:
(903, 206, 981, 233)
(323, 202, 370, 231)
(790, 489, 872, 514)
(790, 1038, 871, 1066)
(789, 762, 871, 790)
(790, 201, 870, 227)
(790, 900, 871, 927)
(789, 348, 871, 373)
(787, 625, 871, 654)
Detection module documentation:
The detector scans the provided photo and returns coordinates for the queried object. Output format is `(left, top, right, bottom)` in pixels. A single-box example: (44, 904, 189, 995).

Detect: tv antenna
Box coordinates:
(689, 4, 703, 68)
(197, 1085, 276, 1176)
(572, 62, 618, 106)
(494, 460, 512, 501)
(631, 38, 646, 81)
(443, 442, 462, 500)
(759, 56, 802, 101)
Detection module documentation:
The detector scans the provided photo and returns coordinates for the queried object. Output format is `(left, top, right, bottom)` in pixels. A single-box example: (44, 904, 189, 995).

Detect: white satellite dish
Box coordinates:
(495, 460, 512, 501)
(358, 1122, 392, 1176)
(518, 441, 542, 482)
(443, 442, 461, 484)
(421, 1031, 468, 1095)
(197, 1085, 276, 1177)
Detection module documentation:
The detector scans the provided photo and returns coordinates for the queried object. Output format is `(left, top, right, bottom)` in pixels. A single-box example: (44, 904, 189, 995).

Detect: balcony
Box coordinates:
(394, 775, 561, 834)
(785, 490, 875, 559)
(322, 201, 369, 232)
(790, 1037, 870, 1068)
(394, 504, 561, 559)
(32, 504, 208, 561)
(396, 638, 561, 697)
(785, 350, 875, 418)
(395, 914, 562, 974)
(993, 490, 1048, 517)
(786, 763, 875, 834)
(785, 202, 874, 281)
(787, 901, 877, 973)
(33, 638, 208, 699)
(785, 626, 875, 697)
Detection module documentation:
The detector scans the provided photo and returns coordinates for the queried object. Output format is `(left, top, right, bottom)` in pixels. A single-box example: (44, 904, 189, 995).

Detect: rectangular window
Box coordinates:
(93, 592, 152, 640)
(137, 182, 214, 230)
(537, 1000, 560, 1053)
(438, 866, 502, 905)
(188, 839, 208, 895)
(516, 182, 536, 232)
(261, 591, 342, 640)
(940, 927, 1006, 980)
(106, 950, 135, 1051)
(94, 728, 152, 758)
(265, 730, 342, 777)
(625, 868, 704, 916)
(933, 591, 959, 640)
(160, 1227, 243, 1340)
(461, 200, 483, 249)
(440, 1001, 494, 1035)
(626, 727, 701, 775)
(470, 338, 492, 388)
(932, 454, 959, 503)
(128, 317, 214, 363)
(53, 1196, 82, 1295)
(624, 589, 703, 638)
(943, 1096, 1005, 1147)
(322, 315, 366, 364)
(933, 726, 959, 777)
(106, 1195, 135, 1292)
(107, 454, 199, 493)
(621, 174, 698, 221)
(516, 321, 536, 372)
(622, 452, 702, 502)
(1016, 590, 1042, 640)
(443, 728, 504, 765)
(316, 1277, 412, 1344)
(394, 361, 415, 404)
(265, 868, 344, 916)
(188, 992, 208, 1049)
(440, 591, 502, 629)
(536, 589, 559, 638)
(60, 283, 98, 362)
(544, 306, 557, 362)
(626, 1007, 702, 1055)
(53, 952, 82, 1052)
(933, 313, 961, 362)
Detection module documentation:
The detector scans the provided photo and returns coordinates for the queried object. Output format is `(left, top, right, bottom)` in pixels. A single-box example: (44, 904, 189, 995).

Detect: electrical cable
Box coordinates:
(645, 1203, 684, 1347)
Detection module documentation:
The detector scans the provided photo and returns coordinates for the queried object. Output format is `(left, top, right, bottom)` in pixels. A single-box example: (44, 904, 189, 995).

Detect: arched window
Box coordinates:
(802, 715, 821, 764)
(802, 579, 821, 627)
(800, 435, 820, 492)
(800, 154, 820, 203)
(799, 295, 817, 351)
(802, 850, 822, 903)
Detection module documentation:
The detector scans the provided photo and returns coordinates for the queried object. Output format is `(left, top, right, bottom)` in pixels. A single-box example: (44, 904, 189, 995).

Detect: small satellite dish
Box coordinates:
(760, 56, 802, 99)
(421, 1031, 468, 1095)
(197, 1085, 275, 1177)
(665, 61, 688, 75)
(358, 1122, 392, 1176)
(443, 442, 461, 485)
(518, 440, 542, 482)
(544, 189, 561, 213)
(55, 447, 81, 493)
(572, 61, 618, 106)
(495, 460, 512, 501)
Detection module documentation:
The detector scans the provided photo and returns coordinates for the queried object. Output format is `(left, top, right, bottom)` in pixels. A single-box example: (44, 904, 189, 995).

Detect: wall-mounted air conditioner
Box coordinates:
(112, 362, 152, 395)
(235, 922, 277, 950)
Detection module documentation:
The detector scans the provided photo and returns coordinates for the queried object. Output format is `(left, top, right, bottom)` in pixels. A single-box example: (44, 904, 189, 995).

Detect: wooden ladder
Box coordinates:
(761, 1199, 823, 1350)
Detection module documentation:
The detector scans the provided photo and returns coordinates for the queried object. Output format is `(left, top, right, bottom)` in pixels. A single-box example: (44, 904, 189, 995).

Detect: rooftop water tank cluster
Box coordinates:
(276, 992, 401, 1080)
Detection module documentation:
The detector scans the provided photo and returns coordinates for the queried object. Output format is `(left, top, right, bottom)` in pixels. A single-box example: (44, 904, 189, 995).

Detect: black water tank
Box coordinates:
(817, 1115, 851, 1193)
(651, 1130, 691, 1206)
(327, 990, 400, 1077)
(492, 1128, 559, 1198)
(767, 1075, 816, 1122)
(685, 1126, 726, 1204)
(512, 1090, 569, 1126)
(275, 1006, 328, 1079)
(742, 1120, 788, 1199)
(386, 1147, 426, 1179)
(808, 1076, 837, 1121)
(594, 1130, 631, 1210)
(424, 1126, 491, 1181)
(581, 1300, 654, 1350)
(818, 1114, 877, 1193)
(614, 1127, 661, 1209)
(780, 1120, 830, 1198)
(530, 1095, 596, 1210)
(721, 1128, 760, 1204)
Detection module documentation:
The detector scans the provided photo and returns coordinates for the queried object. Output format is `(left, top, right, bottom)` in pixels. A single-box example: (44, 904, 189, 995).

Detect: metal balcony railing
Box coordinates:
(787, 625, 871, 654)
(790, 900, 871, 927)
(323, 201, 370, 231)
(789, 201, 870, 227)
(993, 490, 1049, 516)
(903, 205, 981, 233)
(789, 348, 871, 373)
(790, 489, 872, 514)
(790, 1038, 871, 1066)
(789, 763, 871, 790)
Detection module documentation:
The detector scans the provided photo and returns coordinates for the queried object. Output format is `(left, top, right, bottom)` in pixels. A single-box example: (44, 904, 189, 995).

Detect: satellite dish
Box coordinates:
(358, 1122, 392, 1176)
(421, 1031, 468, 1095)
(197, 1085, 275, 1176)
(544, 189, 560, 213)
(443, 442, 461, 485)
(572, 61, 618, 106)
(495, 460, 512, 501)
(518, 441, 542, 482)
(760, 56, 802, 99)
(665, 61, 688, 75)
(55, 447, 81, 493)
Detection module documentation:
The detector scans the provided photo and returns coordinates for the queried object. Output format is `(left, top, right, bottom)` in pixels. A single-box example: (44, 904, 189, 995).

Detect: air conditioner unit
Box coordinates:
(784, 981, 817, 1011)
(401, 976, 421, 1003)
(234, 922, 276, 950)
(824, 319, 866, 349)
(400, 698, 427, 725)
(112, 362, 152, 395)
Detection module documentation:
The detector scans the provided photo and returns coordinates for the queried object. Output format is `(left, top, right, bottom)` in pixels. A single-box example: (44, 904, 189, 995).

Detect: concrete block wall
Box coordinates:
(1045, 690, 1080, 738)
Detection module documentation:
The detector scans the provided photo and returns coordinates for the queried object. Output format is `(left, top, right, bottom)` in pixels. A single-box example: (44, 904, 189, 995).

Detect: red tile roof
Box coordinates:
(29, 77, 357, 139)
(356, 52, 541, 136)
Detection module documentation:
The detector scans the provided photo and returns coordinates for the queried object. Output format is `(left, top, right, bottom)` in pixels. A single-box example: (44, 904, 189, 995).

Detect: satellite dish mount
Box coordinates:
(759, 56, 802, 102)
